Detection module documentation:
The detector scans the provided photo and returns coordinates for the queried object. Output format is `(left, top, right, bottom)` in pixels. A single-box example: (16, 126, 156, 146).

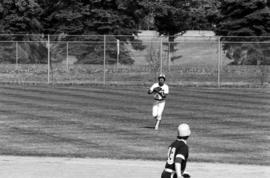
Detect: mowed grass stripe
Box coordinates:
(0, 85, 150, 103)
(3, 85, 270, 107)
(0, 107, 147, 143)
(1, 86, 269, 131)
(0, 88, 149, 114)
(186, 87, 270, 96)
(1, 85, 269, 121)
(0, 96, 153, 131)
(0, 85, 173, 159)
(0, 92, 171, 159)
(167, 96, 269, 114)
(1, 86, 269, 135)
(0, 85, 269, 165)
(1, 85, 269, 113)
(0, 87, 166, 138)
(170, 88, 270, 106)
(0, 105, 167, 159)
(0, 95, 158, 136)
(1, 85, 269, 130)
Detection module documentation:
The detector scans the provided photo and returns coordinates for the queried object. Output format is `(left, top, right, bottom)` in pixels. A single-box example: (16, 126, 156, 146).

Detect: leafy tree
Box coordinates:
(0, 0, 148, 64)
(36, 0, 147, 37)
(0, 0, 46, 63)
(0, 0, 43, 34)
(153, 0, 220, 63)
(154, 0, 220, 36)
(188, 0, 221, 31)
(38, 0, 148, 65)
(217, 0, 269, 36)
(152, 1, 188, 64)
(216, 0, 270, 65)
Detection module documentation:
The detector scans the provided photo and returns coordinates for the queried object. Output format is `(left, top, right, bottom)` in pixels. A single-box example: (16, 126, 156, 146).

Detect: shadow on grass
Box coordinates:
(142, 126, 155, 129)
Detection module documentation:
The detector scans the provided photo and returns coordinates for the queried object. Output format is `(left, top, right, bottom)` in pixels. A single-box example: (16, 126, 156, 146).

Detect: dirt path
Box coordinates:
(0, 156, 269, 178)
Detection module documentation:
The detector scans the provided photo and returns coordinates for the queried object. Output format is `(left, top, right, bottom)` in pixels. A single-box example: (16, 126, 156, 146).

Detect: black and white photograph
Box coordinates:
(0, 0, 269, 178)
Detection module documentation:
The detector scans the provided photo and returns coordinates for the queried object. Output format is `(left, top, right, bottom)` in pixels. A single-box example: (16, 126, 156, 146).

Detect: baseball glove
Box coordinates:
(153, 87, 162, 93)
(182, 173, 191, 178)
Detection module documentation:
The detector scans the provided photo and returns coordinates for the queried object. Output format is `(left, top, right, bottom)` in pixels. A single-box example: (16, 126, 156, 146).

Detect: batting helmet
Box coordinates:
(177, 123, 191, 137)
(158, 74, 166, 80)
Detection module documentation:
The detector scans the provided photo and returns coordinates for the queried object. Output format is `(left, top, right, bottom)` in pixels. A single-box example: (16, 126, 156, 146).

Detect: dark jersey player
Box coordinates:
(161, 123, 191, 178)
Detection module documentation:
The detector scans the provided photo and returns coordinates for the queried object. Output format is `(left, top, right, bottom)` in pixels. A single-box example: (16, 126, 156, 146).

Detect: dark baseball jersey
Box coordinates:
(164, 139, 189, 172)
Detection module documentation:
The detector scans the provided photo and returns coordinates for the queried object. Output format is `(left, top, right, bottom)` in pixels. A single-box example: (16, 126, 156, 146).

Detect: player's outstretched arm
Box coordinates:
(175, 162, 182, 178)
(175, 157, 190, 178)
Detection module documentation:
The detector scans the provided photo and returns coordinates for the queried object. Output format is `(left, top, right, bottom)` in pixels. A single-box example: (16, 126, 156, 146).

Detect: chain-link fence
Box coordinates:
(0, 34, 269, 87)
(220, 37, 270, 87)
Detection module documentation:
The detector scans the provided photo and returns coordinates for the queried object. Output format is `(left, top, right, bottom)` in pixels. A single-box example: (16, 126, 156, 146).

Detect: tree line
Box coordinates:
(0, 0, 269, 65)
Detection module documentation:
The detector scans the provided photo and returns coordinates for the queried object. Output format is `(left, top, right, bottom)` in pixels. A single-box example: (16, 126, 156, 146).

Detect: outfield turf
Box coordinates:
(0, 84, 269, 165)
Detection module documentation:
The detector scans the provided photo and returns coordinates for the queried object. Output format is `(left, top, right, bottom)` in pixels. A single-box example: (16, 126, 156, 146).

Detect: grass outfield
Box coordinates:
(0, 84, 269, 165)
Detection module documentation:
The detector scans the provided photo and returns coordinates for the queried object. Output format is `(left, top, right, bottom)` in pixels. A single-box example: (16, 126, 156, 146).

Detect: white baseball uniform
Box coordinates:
(149, 83, 169, 121)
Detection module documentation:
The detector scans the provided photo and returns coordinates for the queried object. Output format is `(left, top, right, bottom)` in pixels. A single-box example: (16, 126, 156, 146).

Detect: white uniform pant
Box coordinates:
(152, 100, 166, 121)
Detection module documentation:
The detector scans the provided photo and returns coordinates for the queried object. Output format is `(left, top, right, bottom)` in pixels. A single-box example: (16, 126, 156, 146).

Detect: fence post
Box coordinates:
(116, 39, 120, 70)
(47, 34, 50, 84)
(66, 42, 69, 71)
(103, 35, 106, 85)
(15, 41, 18, 70)
(168, 41, 171, 72)
(218, 37, 221, 88)
(160, 38, 163, 74)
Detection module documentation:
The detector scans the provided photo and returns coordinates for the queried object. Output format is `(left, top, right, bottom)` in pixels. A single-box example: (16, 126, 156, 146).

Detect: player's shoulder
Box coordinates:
(175, 139, 188, 148)
(152, 83, 159, 87)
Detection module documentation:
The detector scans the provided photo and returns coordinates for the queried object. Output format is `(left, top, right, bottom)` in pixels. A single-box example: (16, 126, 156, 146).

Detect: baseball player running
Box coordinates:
(161, 123, 191, 178)
(148, 74, 169, 130)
